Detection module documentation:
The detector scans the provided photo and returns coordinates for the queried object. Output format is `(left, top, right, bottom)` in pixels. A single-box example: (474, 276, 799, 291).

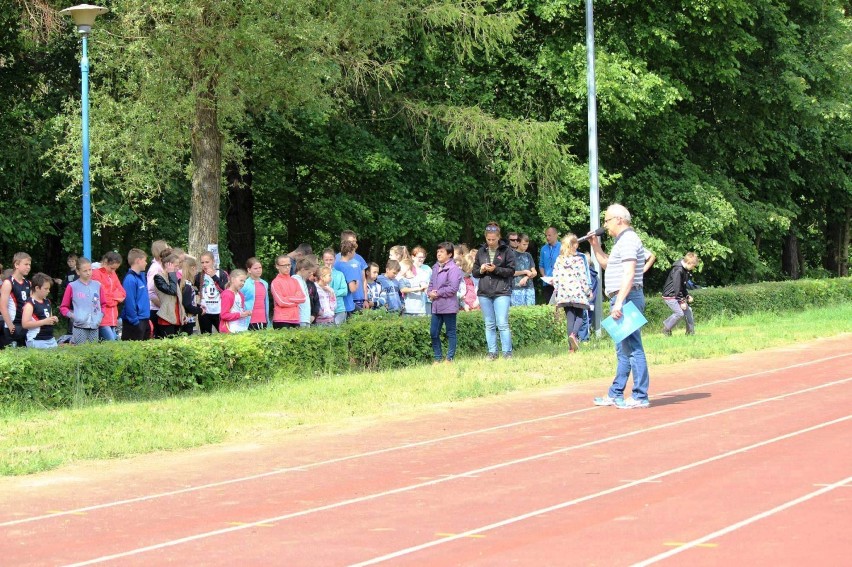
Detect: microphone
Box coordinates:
(577, 227, 606, 244)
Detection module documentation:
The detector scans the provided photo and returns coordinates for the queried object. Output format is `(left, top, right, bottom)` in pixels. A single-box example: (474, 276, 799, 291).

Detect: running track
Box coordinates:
(1, 335, 850, 566)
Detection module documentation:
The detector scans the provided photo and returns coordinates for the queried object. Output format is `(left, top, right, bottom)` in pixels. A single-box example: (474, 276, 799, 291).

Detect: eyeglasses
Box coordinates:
(415, 255, 426, 260)
(603, 217, 616, 224)
(277, 263, 291, 268)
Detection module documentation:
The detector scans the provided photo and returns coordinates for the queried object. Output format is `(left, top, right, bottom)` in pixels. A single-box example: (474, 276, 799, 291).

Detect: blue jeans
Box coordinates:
(430, 313, 457, 361)
(479, 295, 512, 355)
(578, 309, 590, 341)
(608, 290, 650, 401)
(99, 326, 118, 341)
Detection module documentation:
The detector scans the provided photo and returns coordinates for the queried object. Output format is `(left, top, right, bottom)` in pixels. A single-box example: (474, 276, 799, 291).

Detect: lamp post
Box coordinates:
(60, 4, 108, 261)
(585, 0, 602, 335)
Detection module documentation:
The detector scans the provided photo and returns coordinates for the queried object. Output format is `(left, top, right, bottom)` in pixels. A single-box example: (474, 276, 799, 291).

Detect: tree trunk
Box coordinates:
(823, 205, 850, 277)
(225, 137, 255, 270)
(781, 229, 801, 279)
(188, 87, 222, 259)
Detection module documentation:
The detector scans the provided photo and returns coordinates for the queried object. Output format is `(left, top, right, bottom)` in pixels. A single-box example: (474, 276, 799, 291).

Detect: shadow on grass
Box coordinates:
(651, 392, 711, 407)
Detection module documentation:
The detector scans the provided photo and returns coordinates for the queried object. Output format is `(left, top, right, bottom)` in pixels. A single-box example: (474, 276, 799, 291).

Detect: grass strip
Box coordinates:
(1, 303, 850, 476)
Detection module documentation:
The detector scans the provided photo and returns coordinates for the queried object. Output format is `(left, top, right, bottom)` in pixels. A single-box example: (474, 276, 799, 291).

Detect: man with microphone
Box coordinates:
(586, 204, 651, 409)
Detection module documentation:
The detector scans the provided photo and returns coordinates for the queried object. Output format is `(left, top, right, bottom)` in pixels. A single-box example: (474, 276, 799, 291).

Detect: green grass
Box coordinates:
(1, 303, 850, 476)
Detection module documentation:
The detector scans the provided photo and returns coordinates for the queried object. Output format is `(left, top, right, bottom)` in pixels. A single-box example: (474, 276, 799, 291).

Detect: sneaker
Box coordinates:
(486, 353, 498, 361)
(593, 396, 621, 406)
(615, 398, 650, 409)
(662, 327, 672, 336)
(503, 352, 513, 360)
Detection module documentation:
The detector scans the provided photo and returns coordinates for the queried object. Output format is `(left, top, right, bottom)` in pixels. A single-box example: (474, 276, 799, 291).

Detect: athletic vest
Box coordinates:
(6, 276, 32, 325)
(26, 297, 53, 341)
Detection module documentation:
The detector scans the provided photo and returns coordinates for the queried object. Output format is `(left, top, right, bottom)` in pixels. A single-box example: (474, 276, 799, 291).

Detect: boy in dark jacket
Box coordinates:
(662, 252, 699, 335)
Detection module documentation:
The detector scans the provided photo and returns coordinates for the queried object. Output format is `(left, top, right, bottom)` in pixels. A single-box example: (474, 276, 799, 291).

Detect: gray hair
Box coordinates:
(606, 203, 632, 224)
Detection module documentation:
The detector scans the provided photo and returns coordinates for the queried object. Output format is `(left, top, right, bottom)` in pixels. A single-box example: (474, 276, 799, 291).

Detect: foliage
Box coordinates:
(0, 0, 850, 286)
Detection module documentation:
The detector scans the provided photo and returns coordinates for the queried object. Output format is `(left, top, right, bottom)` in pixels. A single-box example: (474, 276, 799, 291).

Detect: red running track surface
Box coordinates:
(0, 335, 850, 566)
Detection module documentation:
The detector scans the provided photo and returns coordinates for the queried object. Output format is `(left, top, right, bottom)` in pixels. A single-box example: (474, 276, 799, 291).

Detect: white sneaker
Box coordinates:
(615, 398, 650, 409)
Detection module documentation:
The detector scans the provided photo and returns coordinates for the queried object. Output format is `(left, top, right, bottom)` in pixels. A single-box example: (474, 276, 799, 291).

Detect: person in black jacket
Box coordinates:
(662, 252, 699, 335)
(472, 222, 516, 360)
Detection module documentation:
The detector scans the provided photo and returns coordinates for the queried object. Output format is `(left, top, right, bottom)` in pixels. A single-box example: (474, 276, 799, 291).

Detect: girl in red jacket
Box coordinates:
(92, 251, 126, 341)
(219, 269, 251, 334)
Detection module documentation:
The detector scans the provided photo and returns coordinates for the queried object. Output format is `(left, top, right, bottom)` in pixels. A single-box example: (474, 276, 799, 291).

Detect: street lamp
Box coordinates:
(60, 4, 108, 261)
(585, 0, 602, 335)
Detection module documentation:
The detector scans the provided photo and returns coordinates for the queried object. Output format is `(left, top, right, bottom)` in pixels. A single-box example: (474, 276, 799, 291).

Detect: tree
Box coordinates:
(48, 0, 566, 259)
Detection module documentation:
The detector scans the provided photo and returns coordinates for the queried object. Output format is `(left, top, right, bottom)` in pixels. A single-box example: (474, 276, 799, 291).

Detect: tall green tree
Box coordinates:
(50, 0, 566, 258)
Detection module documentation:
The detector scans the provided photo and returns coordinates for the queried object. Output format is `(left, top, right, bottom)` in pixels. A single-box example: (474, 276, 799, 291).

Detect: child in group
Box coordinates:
(146, 240, 170, 338)
(270, 254, 305, 329)
(511, 233, 537, 306)
(153, 251, 185, 337)
(455, 255, 480, 312)
(333, 241, 361, 317)
(306, 263, 320, 325)
(314, 266, 337, 325)
(389, 245, 412, 266)
(292, 258, 315, 327)
(399, 256, 430, 317)
(551, 234, 593, 352)
(180, 255, 204, 335)
(91, 251, 127, 341)
(322, 248, 348, 325)
(195, 251, 229, 334)
(241, 257, 270, 331)
(219, 269, 251, 333)
(376, 260, 403, 313)
(63, 253, 79, 289)
(0, 252, 32, 348)
(121, 248, 151, 341)
(365, 262, 381, 309)
(22, 272, 59, 349)
(60, 257, 106, 345)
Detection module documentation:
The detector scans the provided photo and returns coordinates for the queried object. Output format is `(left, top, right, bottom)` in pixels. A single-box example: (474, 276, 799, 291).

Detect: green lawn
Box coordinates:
(1, 304, 850, 476)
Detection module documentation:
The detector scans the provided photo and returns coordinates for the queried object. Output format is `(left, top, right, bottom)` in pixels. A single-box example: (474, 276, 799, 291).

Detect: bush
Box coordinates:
(1, 277, 849, 409)
(0, 307, 562, 408)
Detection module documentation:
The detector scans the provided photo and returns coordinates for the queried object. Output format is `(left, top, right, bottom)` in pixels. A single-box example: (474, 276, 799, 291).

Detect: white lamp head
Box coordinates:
(60, 4, 108, 36)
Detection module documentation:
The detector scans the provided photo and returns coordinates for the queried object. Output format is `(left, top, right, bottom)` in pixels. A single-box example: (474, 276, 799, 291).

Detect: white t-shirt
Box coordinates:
(200, 273, 223, 315)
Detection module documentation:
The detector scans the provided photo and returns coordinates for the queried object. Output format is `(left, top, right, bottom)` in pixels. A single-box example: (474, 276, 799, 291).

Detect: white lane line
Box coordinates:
(61, 378, 851, 567)
(631, 475, 852, 566)
(4, 351, 847, 529)
(349, 416, 852, 567)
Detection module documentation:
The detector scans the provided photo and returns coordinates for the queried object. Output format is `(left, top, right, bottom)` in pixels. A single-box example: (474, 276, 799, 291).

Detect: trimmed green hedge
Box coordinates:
(0, 307, 563, 408)
(1, 277, 849, 408)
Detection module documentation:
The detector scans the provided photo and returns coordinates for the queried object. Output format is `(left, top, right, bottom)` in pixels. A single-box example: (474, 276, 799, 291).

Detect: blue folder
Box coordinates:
(601, 301, 647, 343)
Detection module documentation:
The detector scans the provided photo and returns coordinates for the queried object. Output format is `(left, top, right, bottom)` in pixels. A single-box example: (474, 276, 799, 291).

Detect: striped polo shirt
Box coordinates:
(604, 228, 645, 297)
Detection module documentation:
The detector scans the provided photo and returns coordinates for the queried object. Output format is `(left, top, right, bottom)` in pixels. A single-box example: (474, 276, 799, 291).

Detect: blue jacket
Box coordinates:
(122, 269, 151, 325)
(240, 277, 270, 327)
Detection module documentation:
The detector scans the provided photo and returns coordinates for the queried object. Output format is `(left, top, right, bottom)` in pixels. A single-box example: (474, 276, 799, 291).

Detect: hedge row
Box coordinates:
(1, 277, 849, 408)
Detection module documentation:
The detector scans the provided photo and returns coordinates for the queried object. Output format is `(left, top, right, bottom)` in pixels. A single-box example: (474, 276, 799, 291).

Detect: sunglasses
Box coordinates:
(485, 225, 500, 233)
(508, 237, 519, 242)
